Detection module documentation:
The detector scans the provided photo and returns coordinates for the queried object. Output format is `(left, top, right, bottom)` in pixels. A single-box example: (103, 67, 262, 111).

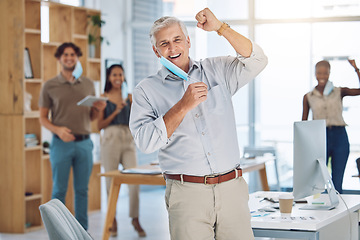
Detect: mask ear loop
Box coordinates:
(155, 47, 163, 59)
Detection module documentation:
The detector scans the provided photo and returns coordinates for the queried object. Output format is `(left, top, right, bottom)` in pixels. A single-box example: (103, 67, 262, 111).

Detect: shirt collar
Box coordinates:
(311, 87, 323, 97)
(159, 57, 200, 84)
(57, 73, 82, 84)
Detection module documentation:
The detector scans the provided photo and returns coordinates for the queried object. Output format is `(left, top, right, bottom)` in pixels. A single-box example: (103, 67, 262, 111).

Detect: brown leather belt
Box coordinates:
(164, 168, 242, 185)
(54, 134, 89, 142)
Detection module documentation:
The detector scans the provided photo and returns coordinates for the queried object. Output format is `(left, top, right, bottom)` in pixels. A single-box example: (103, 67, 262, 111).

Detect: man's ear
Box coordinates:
(152, 46, 161, 58)
(187, 36, 191, 49)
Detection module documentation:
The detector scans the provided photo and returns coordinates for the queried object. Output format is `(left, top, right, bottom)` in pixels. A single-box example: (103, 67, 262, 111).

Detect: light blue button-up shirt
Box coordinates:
(130, 43, 268, 176)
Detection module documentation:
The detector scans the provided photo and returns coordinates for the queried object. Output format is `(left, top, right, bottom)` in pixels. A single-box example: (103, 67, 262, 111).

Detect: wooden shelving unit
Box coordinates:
(0, 0, 102, 233)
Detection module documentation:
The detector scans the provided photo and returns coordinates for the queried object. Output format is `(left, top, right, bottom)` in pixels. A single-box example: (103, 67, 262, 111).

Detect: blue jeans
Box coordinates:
(326, 126, 349, 194)
(50, 136, 93, 230)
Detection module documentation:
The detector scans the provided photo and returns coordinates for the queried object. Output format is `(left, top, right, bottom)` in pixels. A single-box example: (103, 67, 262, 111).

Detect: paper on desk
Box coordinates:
(264, 216, 317, 221)
(255, 191, 283, 202)
(121, 168, 162, 175)
(251, 211, 272, 218)
(77, 95, 108, 107)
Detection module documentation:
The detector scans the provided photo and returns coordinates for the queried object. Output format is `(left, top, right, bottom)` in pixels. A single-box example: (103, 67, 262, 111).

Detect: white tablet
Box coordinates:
(77, 95, 108, 107)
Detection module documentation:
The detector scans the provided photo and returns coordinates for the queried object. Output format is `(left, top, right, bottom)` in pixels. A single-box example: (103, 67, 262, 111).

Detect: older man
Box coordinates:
(130, 8, 267, 240)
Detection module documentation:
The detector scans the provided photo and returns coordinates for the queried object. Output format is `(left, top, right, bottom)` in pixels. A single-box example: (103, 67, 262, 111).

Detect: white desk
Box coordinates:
(249, 191, 360, 240)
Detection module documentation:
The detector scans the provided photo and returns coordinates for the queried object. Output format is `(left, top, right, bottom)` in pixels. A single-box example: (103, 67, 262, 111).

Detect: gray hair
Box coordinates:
(149, 16, 189, 47)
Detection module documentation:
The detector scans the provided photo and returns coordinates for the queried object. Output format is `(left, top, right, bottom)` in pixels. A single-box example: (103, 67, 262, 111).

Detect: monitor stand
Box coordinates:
(299, 159, 339, 210)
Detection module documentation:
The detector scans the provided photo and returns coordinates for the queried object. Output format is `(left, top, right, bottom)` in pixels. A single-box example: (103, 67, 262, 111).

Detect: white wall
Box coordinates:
(100, 0, 128, 93)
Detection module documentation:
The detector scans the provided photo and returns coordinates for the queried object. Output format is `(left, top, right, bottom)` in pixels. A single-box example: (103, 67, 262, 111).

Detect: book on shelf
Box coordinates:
(25, 133, 38, 147)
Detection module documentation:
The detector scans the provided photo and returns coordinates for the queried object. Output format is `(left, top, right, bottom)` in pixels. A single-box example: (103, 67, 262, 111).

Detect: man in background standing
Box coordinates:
(39, 42, 106, 230)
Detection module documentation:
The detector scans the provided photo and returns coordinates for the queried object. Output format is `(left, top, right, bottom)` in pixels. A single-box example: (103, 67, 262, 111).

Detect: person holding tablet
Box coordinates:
(39, 42, 106, 230)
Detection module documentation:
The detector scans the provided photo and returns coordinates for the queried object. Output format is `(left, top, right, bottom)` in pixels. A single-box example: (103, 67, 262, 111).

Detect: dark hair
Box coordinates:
(315, 60, 331, 71)
(104, 64, 126, 93)
(54, 42, 83, 59)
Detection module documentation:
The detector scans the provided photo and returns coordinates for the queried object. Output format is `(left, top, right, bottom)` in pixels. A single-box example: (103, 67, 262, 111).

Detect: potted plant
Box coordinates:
(88, 14, 109, 58)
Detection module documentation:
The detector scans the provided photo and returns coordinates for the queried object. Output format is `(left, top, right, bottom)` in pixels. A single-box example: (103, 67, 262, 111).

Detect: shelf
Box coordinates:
(25, 150, 42, 195)
(25, 82, 41, 112)
(25, 193, 42, 201)
(73, 34, 87, 39)
(0, 1, 103, 233)
(25, 1, 40, 31)
(25, 78, 42, 83)
(74, 8, 87, 35)
(25, 32, 42, 79)
(48, 4, 72, 43)
(24, 28, 41, 34)
(88, 60, 101, 80)
(25, 145, 42, 151)
(42, 42, 61, 47)
(25, 198, 42, 231)
(88, 58, 101, 63)
(42, 44, 59, 81)
(24, 111, 40, 118)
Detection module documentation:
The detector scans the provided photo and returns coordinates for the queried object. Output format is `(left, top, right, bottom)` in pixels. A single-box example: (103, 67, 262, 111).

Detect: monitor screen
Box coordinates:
(293, 120, 339, 210)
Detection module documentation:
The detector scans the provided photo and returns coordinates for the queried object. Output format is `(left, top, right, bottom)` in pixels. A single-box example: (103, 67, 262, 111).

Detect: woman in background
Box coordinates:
(98, 64, 145, 237)
(302, 59, 360, 194)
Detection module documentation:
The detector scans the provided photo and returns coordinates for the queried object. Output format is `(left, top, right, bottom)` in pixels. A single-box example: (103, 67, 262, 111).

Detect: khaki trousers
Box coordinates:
(165, 177, 254, 240)
(101, 125, 139, 218)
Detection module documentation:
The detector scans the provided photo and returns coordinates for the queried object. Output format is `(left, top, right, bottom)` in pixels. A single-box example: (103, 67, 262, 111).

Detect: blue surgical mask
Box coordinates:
(323, 81, 334, 96)
(72, 61, 83, 80)
(122, 81, 128, 100)
(160, 56, 188, 81)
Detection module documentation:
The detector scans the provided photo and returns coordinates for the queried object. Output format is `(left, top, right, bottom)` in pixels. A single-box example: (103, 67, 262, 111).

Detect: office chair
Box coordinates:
(39, 199, 93, 240)
(243, 146, 280, 191)
(356, 158, 360, 177)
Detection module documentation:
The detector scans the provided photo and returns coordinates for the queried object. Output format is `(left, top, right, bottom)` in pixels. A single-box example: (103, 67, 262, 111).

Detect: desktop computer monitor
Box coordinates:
(293, 120, 339, 210)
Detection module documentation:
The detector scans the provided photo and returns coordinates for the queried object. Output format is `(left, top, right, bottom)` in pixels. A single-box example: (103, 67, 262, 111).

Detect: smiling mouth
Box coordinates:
(169, 53, 181, 59)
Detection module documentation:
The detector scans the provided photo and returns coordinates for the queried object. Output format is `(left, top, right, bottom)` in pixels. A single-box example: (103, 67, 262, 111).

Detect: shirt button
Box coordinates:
(201, 132, 205, 135)
(207, 152, 211, 156)
(195, 113, 199, 118)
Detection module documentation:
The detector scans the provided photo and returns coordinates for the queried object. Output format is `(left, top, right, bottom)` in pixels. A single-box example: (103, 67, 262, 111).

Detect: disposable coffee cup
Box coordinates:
(279, 193, 294, 214)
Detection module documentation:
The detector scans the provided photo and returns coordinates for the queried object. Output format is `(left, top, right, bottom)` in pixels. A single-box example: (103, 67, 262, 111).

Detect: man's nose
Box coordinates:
(168, 43, 176, 51)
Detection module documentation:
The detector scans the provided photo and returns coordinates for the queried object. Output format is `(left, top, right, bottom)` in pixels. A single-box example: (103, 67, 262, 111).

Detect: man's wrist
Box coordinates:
(217, 22, 230, 36)
(355, 68, 359, 72)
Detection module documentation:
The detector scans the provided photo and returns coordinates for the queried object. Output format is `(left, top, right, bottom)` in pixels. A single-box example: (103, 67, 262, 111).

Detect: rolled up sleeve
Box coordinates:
(235, 42, 268, 84)
(129, 86, 168, 154)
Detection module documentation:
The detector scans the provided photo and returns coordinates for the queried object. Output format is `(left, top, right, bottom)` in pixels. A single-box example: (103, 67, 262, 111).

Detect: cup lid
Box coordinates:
(279, 193, 294, 199)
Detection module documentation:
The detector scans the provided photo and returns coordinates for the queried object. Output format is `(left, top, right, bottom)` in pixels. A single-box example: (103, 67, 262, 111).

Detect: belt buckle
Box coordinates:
(204, 174, 217, 185)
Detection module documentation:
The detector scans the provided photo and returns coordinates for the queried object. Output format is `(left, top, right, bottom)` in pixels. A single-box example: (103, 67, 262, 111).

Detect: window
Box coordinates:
(255, 23, 312, 178)
(313, 0, 360, 17)
(256, 0, 312, 19)
(129, 0, 360, 191)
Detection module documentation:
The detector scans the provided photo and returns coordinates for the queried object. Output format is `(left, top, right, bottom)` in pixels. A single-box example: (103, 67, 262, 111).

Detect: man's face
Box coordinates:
(59, 47, 78, 71)
(153, 24, 191, 73)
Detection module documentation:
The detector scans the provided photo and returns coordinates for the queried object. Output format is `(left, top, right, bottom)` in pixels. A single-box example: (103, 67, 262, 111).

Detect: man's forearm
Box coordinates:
(39, 117, 59, 135)
(163, 101, 189, 138)
(222, 27, 252, 57)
